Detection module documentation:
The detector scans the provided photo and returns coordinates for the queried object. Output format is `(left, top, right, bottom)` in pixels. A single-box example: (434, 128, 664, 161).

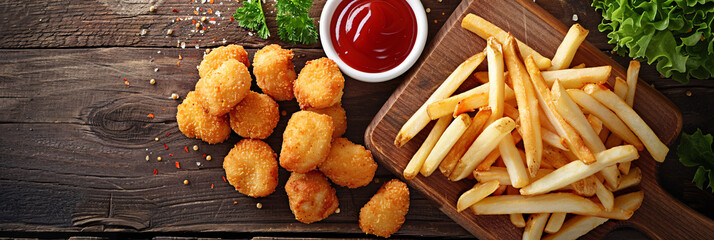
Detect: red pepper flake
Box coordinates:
(178, 55, 182, 60)
(164, 144, 168, 150)
(153, 169, 158, 175)
(124, 81, 130, 86)
(230, 17, 234, 22)
(185, 146, 189, 152)
(190, 72, 194, 75)
(233, 201, 237, 205)
(203, 154, 207, 158)
(123, 78, 126, 81)
(147, 113, 155, 119)
(208, 9, 213, 14)
(222, 176, 227, 182)
(192, 20, 196, 24)
(169, 153, 173, 157)
(211, 184, 214, 189)
(166, 132, 171, 136)
(199, 8, 203, 11)
(202, 27, 206, 31)
(210, 18, 215, 21)
(162, 108, 166, 111)
(175, 161, 181, 169)
(172, 9, 179, 13)
(194, 41, 197, 43)
(193, 10, 199, 15)
(176, 17, 181, 21)
(177, 61, 181, 67)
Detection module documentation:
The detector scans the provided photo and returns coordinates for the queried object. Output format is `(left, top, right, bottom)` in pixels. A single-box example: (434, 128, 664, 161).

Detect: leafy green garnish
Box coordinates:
(592, 0, 714, 83)
(677, 129, 714, 192)
(233, 0, 270, 39)
(276, 0, 318, 45)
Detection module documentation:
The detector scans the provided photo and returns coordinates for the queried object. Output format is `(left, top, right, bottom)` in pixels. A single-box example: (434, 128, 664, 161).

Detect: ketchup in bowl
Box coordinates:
(329, 0, 418, 73)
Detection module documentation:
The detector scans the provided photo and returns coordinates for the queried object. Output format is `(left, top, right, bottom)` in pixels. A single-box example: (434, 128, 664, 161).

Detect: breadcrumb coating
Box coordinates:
(254, 44, 297, 101)
(223, 139, 279, 197)
(306, 103, 347, 139)
(229, 91, 280, 139)
(195, 59, 251, 116)
(199, 44, 250, 78)
(176, 91, 231, 144)
(279, 111, 334, 173)
(318, 138, 377, 188)
(359, 179, 410, 238)
(294, 57, 345, 109)
(285, 171, 339, 224)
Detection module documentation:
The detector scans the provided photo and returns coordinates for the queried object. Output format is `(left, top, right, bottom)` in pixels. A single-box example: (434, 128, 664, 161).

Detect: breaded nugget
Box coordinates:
(199, 44, 250, 78)
(279, 111, 334, 173)
(294, 57, 345, 109)
(176, 91, 231, 144)
(285, 171, 339, 224)
(306, 103, 347, 139)
(195, 59, 251, 116)
(318, 138, 377, 188)
(229, 91, 279, 139)
(223, 139, 279, 197)
(253, 44, 297, 101)
(359, 179, 410, 238)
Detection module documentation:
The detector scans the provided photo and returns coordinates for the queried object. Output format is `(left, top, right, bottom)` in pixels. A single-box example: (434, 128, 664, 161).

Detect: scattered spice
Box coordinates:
(178, 55, 182, 60)
(185, 146, 189, 152)
(169, 153, 173, 157)
(203, 154, 207, 158)
(256, 203, 263, 209)
(166, 132, 171, 136)
(155, 137, 159, 141)
(222, 176, 227, 182)
(147, 113, 155, 119)
(164, 144, 168, 150)
(426, 8, 430, 13)
(157, 156, 162, 161)
(172, 9, 179, 13)
(125, 81, 130, 86)
(149, 6, 156, 12)
(150, 78, 156, 85)
(167, 29, 173, 35)
(230, 17, 234, 22)
(171, 93, 179, 99)
(175, 161, 181, 169)
(146, 155, 150, 161)
(686, 90, 692, 96)
(201, 16, 207, 22)
(193, 145, 198, 151)
(206, 155, 212, 161)
(153, 169, 158, 175)
(211, 183, 214, 189)
(233, 201, 238, 205)
(162, 108, 166, 111)
(184, 179, 189, 185)
(335, 208, 340, 214)
(177, 61, 181, 67)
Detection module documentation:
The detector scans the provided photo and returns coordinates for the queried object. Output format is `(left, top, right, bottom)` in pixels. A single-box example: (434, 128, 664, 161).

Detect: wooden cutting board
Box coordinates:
(364, 0, 714, 239)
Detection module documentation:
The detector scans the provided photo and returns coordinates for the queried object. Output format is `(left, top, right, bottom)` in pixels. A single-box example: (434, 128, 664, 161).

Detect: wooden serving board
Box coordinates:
(365, 0, 714, 239)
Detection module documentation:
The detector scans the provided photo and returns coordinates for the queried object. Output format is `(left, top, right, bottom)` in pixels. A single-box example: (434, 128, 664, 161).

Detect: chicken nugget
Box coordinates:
(223, 139, 279, 197)
(294, 57, 345, 109)
(306, 103, 347, 139)
(229, 91, 279, 139)
(359, 179, 410, 238)
(199, 44, 250, 78)
(195, 59, 251, 116)
(254, 44, 297, 101)
(285, 171, 339, 224)
(318, 138, 377, 188)
(176, 91, 231, 144)
(279, 111, 334, 173)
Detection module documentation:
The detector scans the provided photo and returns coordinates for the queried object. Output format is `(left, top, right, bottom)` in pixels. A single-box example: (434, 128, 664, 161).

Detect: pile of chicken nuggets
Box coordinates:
(176, 44, 410, 237)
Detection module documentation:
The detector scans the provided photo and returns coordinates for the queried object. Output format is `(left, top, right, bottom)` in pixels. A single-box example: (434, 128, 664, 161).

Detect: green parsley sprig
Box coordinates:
(234, 0, 270, 39)
(677, 128, 714, 193)
(276, 0, 318, 45)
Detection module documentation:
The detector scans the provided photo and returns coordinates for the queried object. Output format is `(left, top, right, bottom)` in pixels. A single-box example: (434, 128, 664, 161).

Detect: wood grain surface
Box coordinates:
(365, 0, 714, 239)
(0, 0, 712, 239)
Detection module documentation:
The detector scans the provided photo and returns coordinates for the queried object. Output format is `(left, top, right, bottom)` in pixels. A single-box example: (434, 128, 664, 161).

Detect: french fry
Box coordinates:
(474, 71, 489, 84)
(544, 212, 567, 233)
(614, 191, 645, 212)
(475, 148, 501, 171)
(461, 13, 552, 70)
(523, 213, 550, 240)
(503, 34, 542, 177)
(572, 63, 586, 69)
(403, 116, 452, 180)
(506, 187, 526, 228)
(520, 145, 638, 195)
(599, 127, 610, 142)
(541, 66, 611, 88)
(542, 128, 568, 150)
(451, 117, 516, 181)
(499, 133, 530, 188)
(626, 60, 640, 106)
(588, 206, 633, 220)
(421, 114, 472, 177)
(440, 109, 491, 177)
(594, 178, 614, 211)
(541, 145, 597, 196)
(539, 105, 557, 133)
(428, 83, 516, 120)
(583, 84, 669, 162)
(587, 114, 603, 135)
(549, 23, 589, 70)
(543, 215, 608, 240)
(611, 167, 641, 192)
(452, 87, 516, 118)
(566, 89, 644, 150)
(456, 180, 500, 212)
(525, 56, 596, 164)
(552, 80, 606, 157)
(470, 193, 601, 215)
(395, 51, 486, 147)
(486, 37, 506, 125)
(618, 161, 632, 175)
(614, 77, 629, 100)
(474, 167, 555, 186)
(493, 184, 508, 196)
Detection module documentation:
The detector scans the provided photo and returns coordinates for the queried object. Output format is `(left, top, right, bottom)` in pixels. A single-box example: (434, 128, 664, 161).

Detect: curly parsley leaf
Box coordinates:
(234, 0, 270, 39)
(276, 0, 318, 45)
(677, 129, 714, 192)
(592, 0, 714, 83)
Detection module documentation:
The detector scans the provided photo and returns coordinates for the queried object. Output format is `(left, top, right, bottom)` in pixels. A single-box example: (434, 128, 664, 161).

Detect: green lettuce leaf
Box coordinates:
(677, 129, 714, 192)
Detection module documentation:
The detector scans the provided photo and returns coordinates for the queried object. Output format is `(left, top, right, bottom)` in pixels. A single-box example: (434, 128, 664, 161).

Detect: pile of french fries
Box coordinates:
(396, 13, 668, 240)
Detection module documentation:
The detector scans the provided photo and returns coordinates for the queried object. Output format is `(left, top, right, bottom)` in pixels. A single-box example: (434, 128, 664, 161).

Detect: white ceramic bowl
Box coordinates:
(319, 0, 428, 83)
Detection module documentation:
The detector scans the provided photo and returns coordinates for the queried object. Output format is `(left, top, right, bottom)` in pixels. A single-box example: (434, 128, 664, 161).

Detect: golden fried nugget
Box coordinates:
(254, 44, 297, 101)
(306, 103, 347, 139)
(359, 179, 410, 238)
(294, 57, 345, 109)
(223, 139, 279, 197)
(229, 91, 279, 139)
(318, 138, 377, 188)
(199, 44, 250, 78)
(195, 59, 251, 116)
(285, 171, 339, 224)
(279, 111, 334, 173)
(176, 91, 231, 144)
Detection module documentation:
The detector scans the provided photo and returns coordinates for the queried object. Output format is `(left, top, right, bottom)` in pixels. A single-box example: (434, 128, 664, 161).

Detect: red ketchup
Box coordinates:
(330, 0, 417, 73)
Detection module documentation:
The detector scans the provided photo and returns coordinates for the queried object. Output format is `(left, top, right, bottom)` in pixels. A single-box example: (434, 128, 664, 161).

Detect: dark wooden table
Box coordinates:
(0, 0, 712, 239)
